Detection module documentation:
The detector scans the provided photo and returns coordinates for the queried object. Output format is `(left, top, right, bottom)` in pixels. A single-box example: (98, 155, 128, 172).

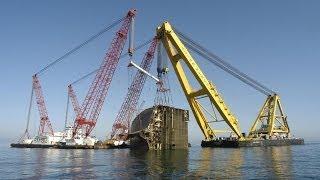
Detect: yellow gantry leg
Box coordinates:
(157, 22, 244, 140)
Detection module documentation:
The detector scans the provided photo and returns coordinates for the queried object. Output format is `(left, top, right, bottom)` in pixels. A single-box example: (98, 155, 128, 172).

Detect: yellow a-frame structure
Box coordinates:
(156, 21, 292, 142)
(156, 22, 244, 141)
(248, 94, 290, 138)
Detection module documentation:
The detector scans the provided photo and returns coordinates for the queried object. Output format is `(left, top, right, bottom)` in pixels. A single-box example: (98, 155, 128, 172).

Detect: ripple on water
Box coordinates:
(0, 142, 319, 179)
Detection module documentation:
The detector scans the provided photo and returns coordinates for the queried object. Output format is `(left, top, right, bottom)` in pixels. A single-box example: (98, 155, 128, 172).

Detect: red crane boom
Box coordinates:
(73, 9, 136, 137)
(111, 37, 158, 139)
(32, 74, 54, 135)
(68, 85, 80, 116)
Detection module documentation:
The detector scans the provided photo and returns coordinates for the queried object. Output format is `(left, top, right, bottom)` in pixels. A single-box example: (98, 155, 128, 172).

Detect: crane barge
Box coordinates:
(11, 9, 136, 148)
(11, 10, 303, 149)
(155, 21, 304, 147)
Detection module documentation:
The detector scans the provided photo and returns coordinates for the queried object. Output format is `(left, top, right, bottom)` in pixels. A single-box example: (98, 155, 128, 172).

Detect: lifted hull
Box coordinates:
(201, 138, 304, 148)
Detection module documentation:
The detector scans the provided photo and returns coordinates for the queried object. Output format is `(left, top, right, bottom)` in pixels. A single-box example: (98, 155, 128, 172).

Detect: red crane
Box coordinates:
(73, 9, 136, 137)
(32, 74, 54, 136)
(68, 84, 80, 116)
(110, 37, 158, 140)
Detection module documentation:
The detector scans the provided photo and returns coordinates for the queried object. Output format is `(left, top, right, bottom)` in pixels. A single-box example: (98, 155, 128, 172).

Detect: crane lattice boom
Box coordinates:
(32, 75, 54, 135)
(68, 85, 80, 116)
(73, 9, 136, 137)
(111, 38, 158, 139)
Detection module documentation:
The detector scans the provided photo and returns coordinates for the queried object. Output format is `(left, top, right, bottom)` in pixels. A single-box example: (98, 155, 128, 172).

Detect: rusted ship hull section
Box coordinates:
(129, 105, 189, 150)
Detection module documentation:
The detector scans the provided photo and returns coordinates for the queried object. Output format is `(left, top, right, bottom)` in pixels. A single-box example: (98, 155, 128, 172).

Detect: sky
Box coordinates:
(0, 0, 319, 144)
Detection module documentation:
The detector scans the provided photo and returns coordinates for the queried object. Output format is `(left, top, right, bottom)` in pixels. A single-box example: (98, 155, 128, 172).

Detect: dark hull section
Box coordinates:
(129, 134, 149, 150)
(10, 143, 54, 148)
(201, 139, 239, 148)
(94, 142, 130, 149)
(201, 138, 304, 148)
(55, 145, 94, 149)
(10, 143, 130, 149)
(107, 144, 130, 149)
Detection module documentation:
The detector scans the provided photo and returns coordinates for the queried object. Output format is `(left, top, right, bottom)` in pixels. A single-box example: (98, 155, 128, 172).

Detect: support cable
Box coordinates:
(26, 87, 34, 133)
(64, 92, 70, 130)
(183, 39, 270, 96)
(19, 86, 34, 142)
(70, 38, 153, 86)
(36, 17, 125, 76)
(175, 29, 275, 96)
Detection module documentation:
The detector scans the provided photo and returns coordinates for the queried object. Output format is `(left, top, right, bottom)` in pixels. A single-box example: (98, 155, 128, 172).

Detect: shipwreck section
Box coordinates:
(129, 105, 189, 150)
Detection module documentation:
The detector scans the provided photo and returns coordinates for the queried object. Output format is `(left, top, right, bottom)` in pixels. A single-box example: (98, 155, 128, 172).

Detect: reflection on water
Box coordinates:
(189, 146, 292, 179)
(189, 147, 244, 178)
(270, 146, 293, 178)
(16, 148, 96, 179)
(63, 149, 96, 179)
(1, 143, 319, 179)
(129, 149, 189, 178)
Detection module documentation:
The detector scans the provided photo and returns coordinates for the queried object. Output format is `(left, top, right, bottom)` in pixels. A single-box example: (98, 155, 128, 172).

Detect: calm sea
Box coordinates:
(0, 141, 319, 179)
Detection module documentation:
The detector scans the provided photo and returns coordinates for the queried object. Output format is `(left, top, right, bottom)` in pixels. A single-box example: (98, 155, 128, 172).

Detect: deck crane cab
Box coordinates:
(156, 21, 291, 144)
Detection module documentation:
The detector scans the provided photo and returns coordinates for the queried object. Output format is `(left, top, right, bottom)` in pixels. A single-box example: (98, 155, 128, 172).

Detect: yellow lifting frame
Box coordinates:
(156, 22, 244, 140)
(248, 94, 290, 138)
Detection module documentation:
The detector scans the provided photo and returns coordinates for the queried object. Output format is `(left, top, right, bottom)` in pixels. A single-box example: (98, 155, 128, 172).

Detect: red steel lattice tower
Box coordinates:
(68, 85, 81, 116)
(73, 9, 136, 137)
(111, 37, 158, 139)
(32, 74, 54, 136)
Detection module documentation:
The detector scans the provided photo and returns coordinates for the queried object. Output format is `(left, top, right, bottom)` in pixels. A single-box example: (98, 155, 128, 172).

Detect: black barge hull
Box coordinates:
(10, 143, 127, 149)
(10, 143, 55, 148)
(201, 138, 304, 148)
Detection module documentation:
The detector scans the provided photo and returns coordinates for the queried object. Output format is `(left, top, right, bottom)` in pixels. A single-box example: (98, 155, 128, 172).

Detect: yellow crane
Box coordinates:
(156, 22, 244, 141)
(156, 21, 291, 143)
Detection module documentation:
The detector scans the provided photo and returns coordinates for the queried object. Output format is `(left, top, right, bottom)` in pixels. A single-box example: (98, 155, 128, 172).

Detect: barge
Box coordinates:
(10, 126, 98, 149)
(10, 143, 54, 148)
(201, 138, 304, 148)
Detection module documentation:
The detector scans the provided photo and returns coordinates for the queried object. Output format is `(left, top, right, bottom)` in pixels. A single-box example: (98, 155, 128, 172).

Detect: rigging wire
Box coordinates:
(175, 29, 275, 96)
(183, 39, 270, 96)
(36, 17, 126, 76)
(70, 38, 153, 86)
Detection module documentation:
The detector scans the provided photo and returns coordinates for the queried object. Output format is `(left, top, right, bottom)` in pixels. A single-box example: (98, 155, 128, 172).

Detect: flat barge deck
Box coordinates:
(12, 138, 304, 149)
(10, 143, 130, 149)
(201, 138, 304, 148)
(10, 143, 94, 149)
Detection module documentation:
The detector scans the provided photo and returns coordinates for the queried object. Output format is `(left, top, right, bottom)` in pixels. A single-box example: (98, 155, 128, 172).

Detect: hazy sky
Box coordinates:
(0, 0, 319, 143)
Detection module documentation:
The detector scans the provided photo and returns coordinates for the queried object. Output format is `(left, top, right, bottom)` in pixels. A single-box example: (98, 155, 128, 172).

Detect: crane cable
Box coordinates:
(175, 29, 275, 96)
(70, 38, 154, 86)
(36, 17, 126, 76)
(182, 39, 271, 96)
